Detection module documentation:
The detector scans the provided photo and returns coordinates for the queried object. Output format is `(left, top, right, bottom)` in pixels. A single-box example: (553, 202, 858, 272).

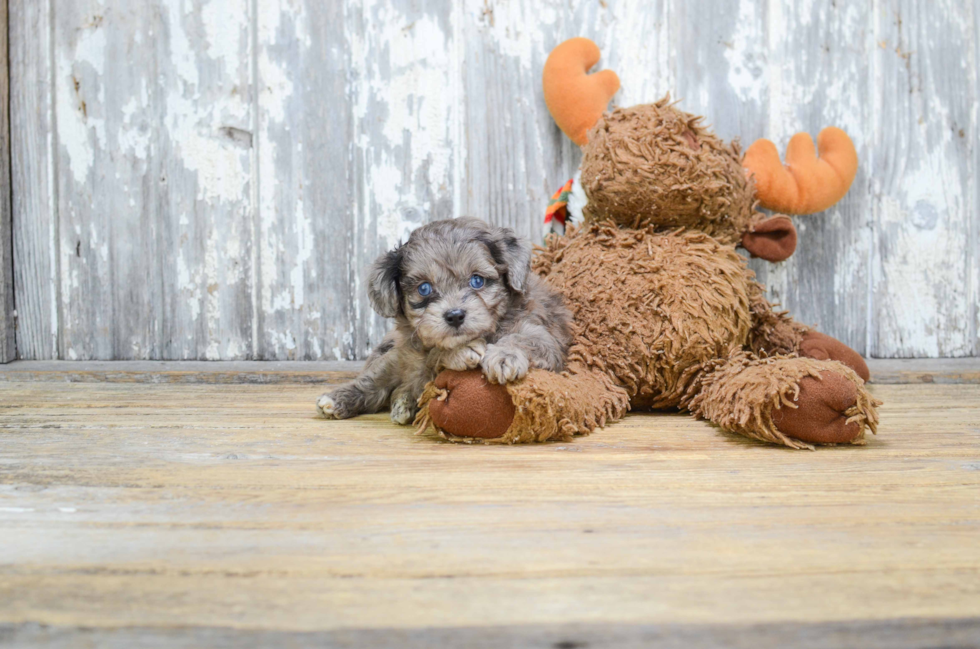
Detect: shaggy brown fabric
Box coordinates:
(534, 223, 755, 410)
(746, 300, 870, 382)
(418, 368, 628, 444)
(579, 98, 756, 245)
(503, 368, 629, 443)
(417, 231, 879, 448)
(414, 70, 878, 449)
(685, 351, 879, 450)
(798, 331, 871, 382)
(746, 286, 810, 358)
(419, 221, 879, 449)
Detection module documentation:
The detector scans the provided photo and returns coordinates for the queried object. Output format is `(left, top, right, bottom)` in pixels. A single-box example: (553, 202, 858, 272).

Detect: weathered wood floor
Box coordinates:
(1, 374, 979, 647)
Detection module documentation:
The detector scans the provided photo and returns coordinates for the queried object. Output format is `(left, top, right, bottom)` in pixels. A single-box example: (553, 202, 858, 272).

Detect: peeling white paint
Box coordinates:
(177, 250, 202, 323)
(598, 0, 671, 106)
(467, 1, 553, 65)
(876, 148, 970, 357)
(351, 3, 456, 251)
(869, 2, 974, 358)
(117, 97, 151, 160)
(724, 0, 767, 112)
(258, 50, 295, 124)
(165, 1, 200, 89)
(162, 2, 252, 208)
(255, 3, 306, 358)
(291, 196, 312, 308)
(165, 91, 251, 205)
(55, 25, 107, 185)
(202, 0, 244, 77)
(15, 0, 978, 361)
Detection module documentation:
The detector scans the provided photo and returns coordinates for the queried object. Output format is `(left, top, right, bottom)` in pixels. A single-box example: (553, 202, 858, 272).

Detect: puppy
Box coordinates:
(316, 217, 571, 425)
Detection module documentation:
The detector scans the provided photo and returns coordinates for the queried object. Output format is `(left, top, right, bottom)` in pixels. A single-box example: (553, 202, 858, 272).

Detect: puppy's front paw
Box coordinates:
(317, 393, 339, 418)
(390, 393, 417, 425)
(481, 345, 529, 384)
(317, 391, 356, 419)
(442, 339, 487, 371)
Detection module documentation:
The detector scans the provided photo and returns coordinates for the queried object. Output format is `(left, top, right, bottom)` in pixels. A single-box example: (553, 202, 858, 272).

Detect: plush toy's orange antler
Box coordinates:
(743, 127, 858, 215)
(543, 38, 620, 146)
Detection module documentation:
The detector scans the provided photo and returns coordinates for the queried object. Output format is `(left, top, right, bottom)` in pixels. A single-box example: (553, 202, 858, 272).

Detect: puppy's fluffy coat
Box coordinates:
(317, 218, 571, 424)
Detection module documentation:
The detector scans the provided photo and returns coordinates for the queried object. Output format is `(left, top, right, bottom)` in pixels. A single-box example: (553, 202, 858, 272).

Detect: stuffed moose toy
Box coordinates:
(415, 37, 879, 449)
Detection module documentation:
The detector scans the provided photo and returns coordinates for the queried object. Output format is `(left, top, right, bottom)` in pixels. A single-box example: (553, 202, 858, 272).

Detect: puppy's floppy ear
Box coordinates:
(367, 244, 404, 318)
(479, 226, 532, 293)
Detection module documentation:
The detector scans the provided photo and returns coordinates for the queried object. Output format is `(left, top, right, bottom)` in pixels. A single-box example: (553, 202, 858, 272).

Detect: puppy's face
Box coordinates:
(368, 218, 531, 350)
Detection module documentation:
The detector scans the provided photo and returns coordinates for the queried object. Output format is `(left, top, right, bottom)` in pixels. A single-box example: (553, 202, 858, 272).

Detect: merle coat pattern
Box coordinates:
(317, 218, 571, 425)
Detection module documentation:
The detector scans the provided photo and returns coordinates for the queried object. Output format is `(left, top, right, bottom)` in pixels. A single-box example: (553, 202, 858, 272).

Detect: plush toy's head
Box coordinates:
(543, 38, 859, 262)
(579, 99, 757, 244)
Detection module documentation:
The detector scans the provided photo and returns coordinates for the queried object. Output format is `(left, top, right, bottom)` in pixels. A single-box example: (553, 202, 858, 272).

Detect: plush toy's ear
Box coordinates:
(741, 216, 798, 262)
(367, 245, 404, 318)
(743, 127, 858, 214)
(543, 37, 620, 146)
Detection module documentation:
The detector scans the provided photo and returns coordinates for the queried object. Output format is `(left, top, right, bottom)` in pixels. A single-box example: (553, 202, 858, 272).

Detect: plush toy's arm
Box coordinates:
(415, 367, 628, 444)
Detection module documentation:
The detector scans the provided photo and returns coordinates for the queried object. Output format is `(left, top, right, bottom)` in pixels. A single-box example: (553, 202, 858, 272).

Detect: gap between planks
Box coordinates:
(0, 358, 978, 384)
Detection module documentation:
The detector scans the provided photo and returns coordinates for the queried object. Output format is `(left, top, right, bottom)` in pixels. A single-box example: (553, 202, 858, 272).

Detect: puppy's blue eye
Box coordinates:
(469, 275, 485, 289)
(417, 282, 433, 297)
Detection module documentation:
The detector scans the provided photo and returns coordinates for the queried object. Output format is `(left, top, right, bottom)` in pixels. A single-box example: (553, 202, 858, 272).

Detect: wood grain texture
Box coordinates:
(7, 0, 979, 360)
(871, 0, 975, 358)
(673, 0, 769, 145)
(0, 381, 979, 640)
(973, 0, 979, 360)
(760, 0, 873, 355)
(5, 618, 980, 649)
(52, 0, 254, 360)
(0, 359, 364, 383)
(346, 0, 460, 357)
(2, 358, 979, 384)
(0, 0, 14, 363)
(10, 0, 58, 360)
(458, 0, 556, 242)
(254, 0, 355, 360)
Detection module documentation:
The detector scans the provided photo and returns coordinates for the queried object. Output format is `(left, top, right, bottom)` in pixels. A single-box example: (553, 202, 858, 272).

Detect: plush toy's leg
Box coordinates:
(685, 351, 880, 449)
(746, 292, 808, 357)
(748, 289, 870, 381)
(797, 330, 871, 382)
(415, 367, 629, 444)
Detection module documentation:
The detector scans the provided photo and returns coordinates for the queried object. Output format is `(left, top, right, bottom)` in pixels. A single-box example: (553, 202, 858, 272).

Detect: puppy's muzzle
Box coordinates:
(443, 308, 466, 329)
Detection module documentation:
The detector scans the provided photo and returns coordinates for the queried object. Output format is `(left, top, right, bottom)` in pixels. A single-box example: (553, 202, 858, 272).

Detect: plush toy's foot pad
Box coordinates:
(771, 371, 864, 445)
(799, 331, 871, 382)
(427, 370, 515, 440)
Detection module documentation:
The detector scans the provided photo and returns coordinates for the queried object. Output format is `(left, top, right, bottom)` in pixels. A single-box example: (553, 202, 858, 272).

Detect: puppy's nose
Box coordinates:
(443, 308, 466, 329)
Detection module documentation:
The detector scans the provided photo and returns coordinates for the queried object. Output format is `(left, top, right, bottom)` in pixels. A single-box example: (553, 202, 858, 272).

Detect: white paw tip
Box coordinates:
(316, 395, 335, 417)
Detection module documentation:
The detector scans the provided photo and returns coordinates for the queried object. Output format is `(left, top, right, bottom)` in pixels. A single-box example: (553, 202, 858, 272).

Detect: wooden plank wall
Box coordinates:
(7, 0, 979, 360)
(0, 0, 12, 362)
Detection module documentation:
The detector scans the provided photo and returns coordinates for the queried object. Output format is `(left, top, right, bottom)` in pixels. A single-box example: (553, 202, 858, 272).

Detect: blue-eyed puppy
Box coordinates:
(316, 217, 572, 425)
